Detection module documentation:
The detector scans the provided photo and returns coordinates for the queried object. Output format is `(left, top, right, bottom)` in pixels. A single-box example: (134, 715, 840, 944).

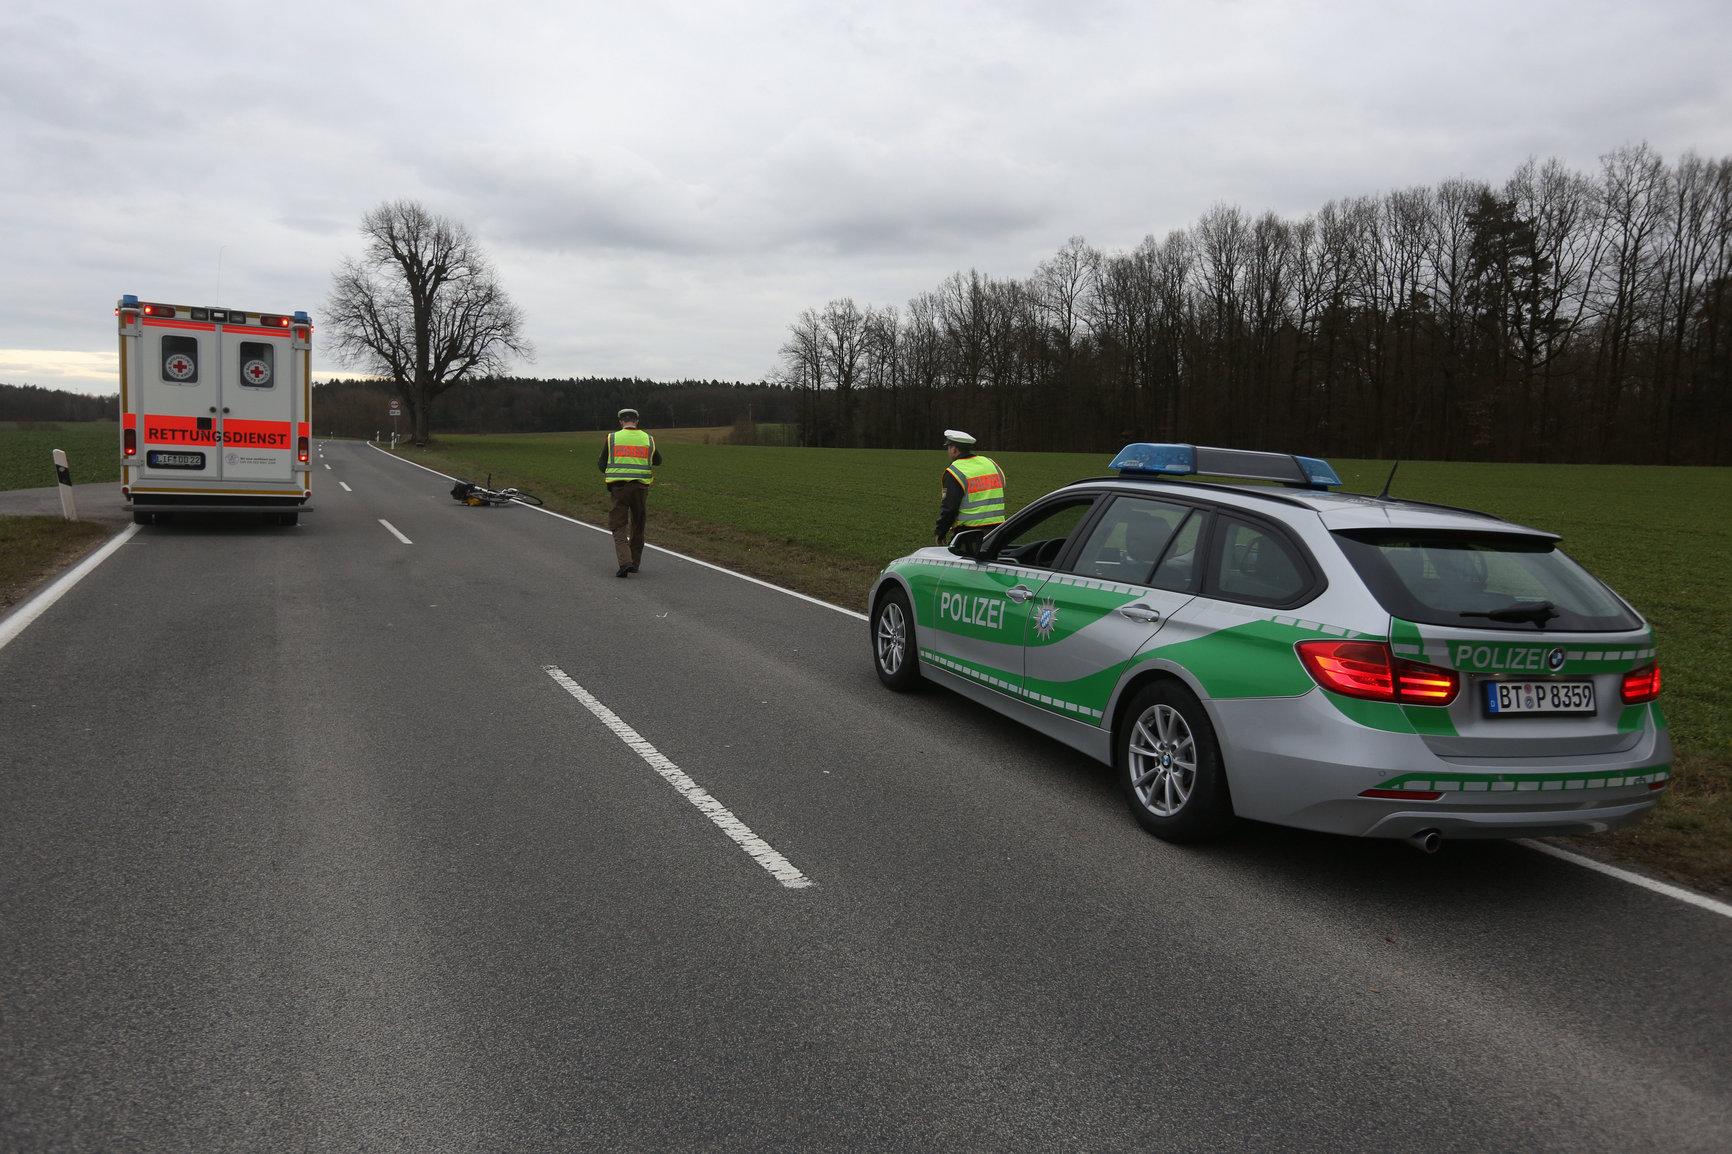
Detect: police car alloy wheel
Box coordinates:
(873, 588, 920, 691)
(1116, 680, 1232, 839)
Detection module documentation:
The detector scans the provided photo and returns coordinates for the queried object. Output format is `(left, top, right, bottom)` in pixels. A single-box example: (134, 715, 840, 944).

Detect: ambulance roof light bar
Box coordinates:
(1109, 443, 1342, 490)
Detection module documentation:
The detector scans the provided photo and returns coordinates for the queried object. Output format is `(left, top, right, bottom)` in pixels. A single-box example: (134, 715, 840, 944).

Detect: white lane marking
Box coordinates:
(0, 523, 141, 653)
(1519, 839, 1732, 920)
(369, 444, 866, 621)
(543, 665, 815, 890)
(339, 481, 352, 492)
(323, 463, 331, 470)
(378, 519, 412, 544)
(366, 449, 1732, 916)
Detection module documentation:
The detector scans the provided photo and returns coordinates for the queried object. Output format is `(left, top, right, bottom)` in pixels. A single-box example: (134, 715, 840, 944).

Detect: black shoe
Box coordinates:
(626, 563, 639, 573)
(616, 566, 630, 578)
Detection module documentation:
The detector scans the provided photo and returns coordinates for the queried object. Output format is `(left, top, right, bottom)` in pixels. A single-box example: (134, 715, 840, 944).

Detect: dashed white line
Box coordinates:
(378, 519, 412, 544)
(338, 481, 352, 492)
(543, 665, 815, 890)
(323, 463, 331, 470)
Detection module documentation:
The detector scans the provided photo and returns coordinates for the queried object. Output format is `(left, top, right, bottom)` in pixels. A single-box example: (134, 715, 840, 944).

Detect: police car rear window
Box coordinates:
(1333, 530, 1641, 632)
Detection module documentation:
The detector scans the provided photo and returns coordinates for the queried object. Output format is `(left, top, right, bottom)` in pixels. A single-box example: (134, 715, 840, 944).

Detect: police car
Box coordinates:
(868, 445, 1670, 848)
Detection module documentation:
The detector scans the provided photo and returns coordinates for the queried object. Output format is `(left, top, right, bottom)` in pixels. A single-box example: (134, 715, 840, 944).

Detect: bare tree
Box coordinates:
(326, 200, 531, 444)
(777, 307, 826, 444)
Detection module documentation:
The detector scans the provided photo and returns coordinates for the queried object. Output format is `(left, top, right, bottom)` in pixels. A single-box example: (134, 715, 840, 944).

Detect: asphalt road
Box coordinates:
(3, 441, 1729, 1152)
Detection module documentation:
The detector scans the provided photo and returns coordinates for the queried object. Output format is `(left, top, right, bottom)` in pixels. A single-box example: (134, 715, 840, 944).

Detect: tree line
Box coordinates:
(0, 384, 116, 422)
(777, 144, 1731, 465)
(314, 377, 796, 439)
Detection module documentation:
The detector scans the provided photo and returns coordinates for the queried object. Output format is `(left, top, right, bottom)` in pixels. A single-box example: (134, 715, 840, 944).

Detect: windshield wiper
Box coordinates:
(1459, 601, 1560, 628)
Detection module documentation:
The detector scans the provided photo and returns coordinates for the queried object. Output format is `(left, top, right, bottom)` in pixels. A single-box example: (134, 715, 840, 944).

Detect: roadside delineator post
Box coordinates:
(52, 449, 78, 521)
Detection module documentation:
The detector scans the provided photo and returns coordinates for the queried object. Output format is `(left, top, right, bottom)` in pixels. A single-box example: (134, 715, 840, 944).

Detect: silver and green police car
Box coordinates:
(868, 444, 1670, 848)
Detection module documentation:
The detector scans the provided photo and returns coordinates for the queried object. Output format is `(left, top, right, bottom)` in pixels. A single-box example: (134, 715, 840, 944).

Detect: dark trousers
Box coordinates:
(608, 481, 648, 566)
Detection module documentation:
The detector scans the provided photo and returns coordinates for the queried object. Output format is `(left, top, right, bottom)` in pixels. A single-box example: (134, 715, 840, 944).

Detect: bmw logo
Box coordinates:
(1547, 648, 1566, 671)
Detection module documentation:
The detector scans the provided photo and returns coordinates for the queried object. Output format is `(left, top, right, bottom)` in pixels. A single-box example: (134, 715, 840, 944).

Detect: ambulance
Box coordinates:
(116, 294, 313, 524)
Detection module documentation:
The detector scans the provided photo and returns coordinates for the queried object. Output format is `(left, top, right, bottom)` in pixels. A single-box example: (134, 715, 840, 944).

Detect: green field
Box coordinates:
(0, 421, 118, 490)
(405, 430, 1731, 893)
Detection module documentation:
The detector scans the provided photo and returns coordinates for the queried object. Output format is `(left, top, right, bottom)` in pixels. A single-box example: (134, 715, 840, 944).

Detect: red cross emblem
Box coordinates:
(243, 358, 271, 385)
(165, 355, 194, 380)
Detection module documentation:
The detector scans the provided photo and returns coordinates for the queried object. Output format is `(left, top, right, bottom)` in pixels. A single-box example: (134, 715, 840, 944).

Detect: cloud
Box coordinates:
(2, 0, 1728, 394)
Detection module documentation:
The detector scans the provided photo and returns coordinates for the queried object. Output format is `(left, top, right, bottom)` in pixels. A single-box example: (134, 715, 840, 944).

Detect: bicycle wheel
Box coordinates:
(507, 490, 544, 507)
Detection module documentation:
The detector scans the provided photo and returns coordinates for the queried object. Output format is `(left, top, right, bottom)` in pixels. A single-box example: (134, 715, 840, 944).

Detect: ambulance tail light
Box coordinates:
(140, 302, 176, 318)
(297, 435, 309, 463)
(124, 427, 137, 456)
(260, 315, 292, 328)
(1621, 664, 1662, 704)
(1296, 640, 1459, 707)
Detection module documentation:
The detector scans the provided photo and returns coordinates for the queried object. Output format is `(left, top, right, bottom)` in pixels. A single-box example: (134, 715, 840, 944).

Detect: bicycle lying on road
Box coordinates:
(450, 474, 544, 507)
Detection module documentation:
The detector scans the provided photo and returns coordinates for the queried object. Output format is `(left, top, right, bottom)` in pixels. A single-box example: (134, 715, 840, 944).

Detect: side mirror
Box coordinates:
(949, 529, 986, 560)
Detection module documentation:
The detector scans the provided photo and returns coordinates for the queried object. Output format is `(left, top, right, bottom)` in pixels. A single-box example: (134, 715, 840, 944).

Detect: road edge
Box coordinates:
(0, 522, 141, 653)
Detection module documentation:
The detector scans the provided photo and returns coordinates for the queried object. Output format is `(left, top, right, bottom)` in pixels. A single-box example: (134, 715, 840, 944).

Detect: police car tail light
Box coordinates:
(1394, 662, 1458, 704)
(1296, 641, 1458, 706)
(1621, 664, 1662, 704)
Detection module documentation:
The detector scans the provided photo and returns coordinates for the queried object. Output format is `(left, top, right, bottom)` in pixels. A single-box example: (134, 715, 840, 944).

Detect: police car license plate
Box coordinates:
(147, 450, 205, 468)
(1485, 680, 1595, 715)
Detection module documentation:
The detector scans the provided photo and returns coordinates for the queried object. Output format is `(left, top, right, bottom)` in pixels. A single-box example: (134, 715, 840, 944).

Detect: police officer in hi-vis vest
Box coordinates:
(933, 429, 1006, 545)
(599, 407, 663, 577)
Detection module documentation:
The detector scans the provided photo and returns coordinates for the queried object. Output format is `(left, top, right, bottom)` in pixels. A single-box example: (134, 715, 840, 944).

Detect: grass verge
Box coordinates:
(401, 433, 1732, 897)
(0, 516, 116, 615)
(0, 422, 118, 491)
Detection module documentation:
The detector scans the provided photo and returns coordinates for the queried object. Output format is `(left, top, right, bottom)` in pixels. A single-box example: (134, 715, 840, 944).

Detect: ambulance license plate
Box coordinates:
(147, 450, 205, 468)
(1485, 680, 1595, 715)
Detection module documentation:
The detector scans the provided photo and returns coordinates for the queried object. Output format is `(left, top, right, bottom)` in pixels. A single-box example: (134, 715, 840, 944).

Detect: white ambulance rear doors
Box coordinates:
(134, 308, 297, 484)
(217, 318, 296, 482)
(136, 311, 223, 481)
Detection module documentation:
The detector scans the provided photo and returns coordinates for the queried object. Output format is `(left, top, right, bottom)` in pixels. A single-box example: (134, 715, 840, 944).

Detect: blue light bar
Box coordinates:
(293, 310, 310, 323)
(121, 294, 139, 307)
(1109, 443, 1194, 475)
(1293, 455, 1342, 488)
(1110, 443, 1341, 489)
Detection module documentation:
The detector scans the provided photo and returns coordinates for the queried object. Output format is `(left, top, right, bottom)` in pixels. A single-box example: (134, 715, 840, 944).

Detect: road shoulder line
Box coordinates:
(1518, 839, 1732, 920)
(0, 523, 141, 653)
(368, 442, 867, 620)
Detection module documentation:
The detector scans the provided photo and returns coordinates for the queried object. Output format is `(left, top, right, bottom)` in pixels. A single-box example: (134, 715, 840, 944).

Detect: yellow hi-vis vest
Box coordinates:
(948, 454, 1005, 527)
(605, 428, 656, 485)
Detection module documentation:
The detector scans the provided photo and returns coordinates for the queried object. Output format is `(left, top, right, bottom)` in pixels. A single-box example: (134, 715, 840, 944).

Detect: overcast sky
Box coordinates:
(3, 0, 1728, 397)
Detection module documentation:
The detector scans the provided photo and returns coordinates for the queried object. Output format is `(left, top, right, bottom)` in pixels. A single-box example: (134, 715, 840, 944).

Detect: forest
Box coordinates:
(776, 145, 1731, 465)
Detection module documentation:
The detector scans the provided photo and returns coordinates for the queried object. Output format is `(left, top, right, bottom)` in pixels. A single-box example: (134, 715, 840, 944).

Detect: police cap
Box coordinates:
(942, 428, 977, 447)
(618, 408, 640, 421)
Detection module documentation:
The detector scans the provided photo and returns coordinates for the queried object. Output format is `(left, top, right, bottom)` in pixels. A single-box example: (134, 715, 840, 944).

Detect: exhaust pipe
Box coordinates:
(1408, 829, 1442, 855)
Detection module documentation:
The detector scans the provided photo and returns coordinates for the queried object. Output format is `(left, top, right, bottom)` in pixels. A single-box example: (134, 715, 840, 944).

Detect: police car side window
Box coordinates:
(1211, 516, 1309, 604)
(1071, 497, 1190, 584)
(1149, 509, 1205, 592)
(995, 499, 1093, 569)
